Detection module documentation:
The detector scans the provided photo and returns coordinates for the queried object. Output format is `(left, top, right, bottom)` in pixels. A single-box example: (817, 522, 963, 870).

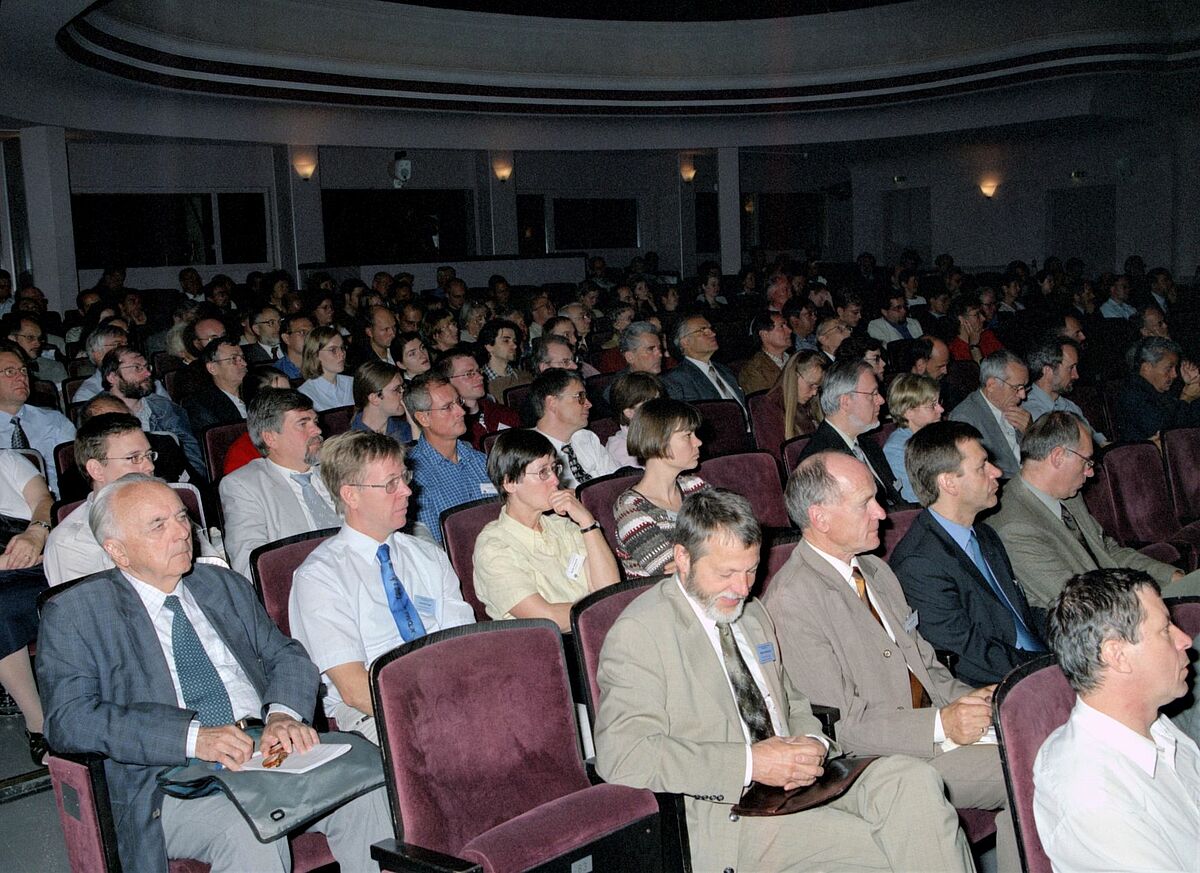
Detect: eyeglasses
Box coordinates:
(213, 354, 246, 365)
(525, 461, 563, 482)
(429, 399, 465, 413)
(255, 318, 280, 328)
(450, 369, 482, 380)
(347, 472, 413, 493)
(997, 378, 1029, 393)
(118, 361, 151, 373)
(849, 389, 882, 399)
(1065, 448, 1095, 470)
(103, 450, 158, 464)
(546, 357, 575, 368)
(681, 325, 715, 339)
(321, 345, 347, 355)
(558, 390, 589, 405)
(0, 366, 29, 377)
(12, 333, 42, 343)
(285, 328, 312, 338)
(376, 384, 404, 398)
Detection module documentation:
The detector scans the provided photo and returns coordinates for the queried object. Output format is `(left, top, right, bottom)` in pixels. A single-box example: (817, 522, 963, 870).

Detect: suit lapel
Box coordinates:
(111, 573, 180, 706)
(661, 579, 742, 724)
(185, 569, 264, 694)
(797, 541, 894, 646)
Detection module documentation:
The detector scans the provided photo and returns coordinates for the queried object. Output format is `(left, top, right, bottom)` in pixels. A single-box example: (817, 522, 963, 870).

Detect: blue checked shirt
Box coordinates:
(408, 437, 495, 544)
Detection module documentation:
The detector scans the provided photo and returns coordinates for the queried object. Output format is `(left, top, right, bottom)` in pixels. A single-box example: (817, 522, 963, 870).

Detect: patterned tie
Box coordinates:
(290, 472, 341, 529)
(851, 566, 931, 709)
(718, 623, 775, 743)
(966, 531, 1044, 652)
(377, 543, 427, 642)
(708, 364, 734, 401)
(561, 443, 590, 484)
(1060, 503, 1101, 569)
(164, 595, 235, 727)
(10, 416, 29, 450)
(895, 322, 913, 341)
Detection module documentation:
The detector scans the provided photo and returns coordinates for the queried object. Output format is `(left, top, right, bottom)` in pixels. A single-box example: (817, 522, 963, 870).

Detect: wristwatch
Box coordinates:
(579, 521, 601, 534)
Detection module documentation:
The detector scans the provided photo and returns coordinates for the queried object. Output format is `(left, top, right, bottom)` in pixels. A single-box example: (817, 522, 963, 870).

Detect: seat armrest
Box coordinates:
(811, 704, 841, 741)
(371, 839, 482, 873)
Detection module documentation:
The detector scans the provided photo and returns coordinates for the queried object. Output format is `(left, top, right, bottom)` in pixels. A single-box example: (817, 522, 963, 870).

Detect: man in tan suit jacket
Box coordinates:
(737, 311, 792, 395)
(764, 451, 1017, 871)
(595, 489, 973, 873)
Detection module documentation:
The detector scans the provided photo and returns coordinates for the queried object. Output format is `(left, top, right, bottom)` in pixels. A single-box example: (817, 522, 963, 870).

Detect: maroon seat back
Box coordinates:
(503, 383, 532, 417)
(1070, 384, 1110, 440)
(1081, 464, 1121, 542)
(440, 497, 503, 621)
(54, 440, 75, 482)
(756, 532, 802, 597)
(748, 391, 785, 463)
(1162, 427, 1200, 525)
(576, 470, 641, 553)
(585, 370, 622, 404)
(30, 378, 61, 411)
(877, 507, 921, 562)
(865, 421, 897, 451)
(1169, 597, 1200, 637)
(170, 482, 208, 530)
(163, 369, 183, 401)
(249, 529, 336, 637)
(481, 431, 501, 455)
(371, 620, 589, 856)
(201, 421, 248, 483)
(48, 754, 119, 873)
(994, 655, 1071, 873)
(781, 435, 811, 476)
(699, 452, 790, 529)
(589, 416, 620, 446)
(570, 579, 657, 721)
(318, 404, 354, 437)
(63, 376, 89, 406)
(1099, 442, 1183, 545)
(692, 399, 748, 458)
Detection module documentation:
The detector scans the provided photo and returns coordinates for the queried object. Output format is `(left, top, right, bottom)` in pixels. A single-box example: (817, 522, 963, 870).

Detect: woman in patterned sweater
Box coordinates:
(613, 398, 709, 578)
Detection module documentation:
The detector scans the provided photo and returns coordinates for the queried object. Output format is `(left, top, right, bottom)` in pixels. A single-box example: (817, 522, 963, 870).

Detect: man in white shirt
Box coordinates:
(531, 368, 617, 490)
(0, 343, 75, 496)
(948, 350, 1031, 479)
(1100, 274, 1137, 319)
(1034, 568, 1199, 872)
(220, 389, 339, 579)
(868, 292, 923, 344)
(290, 431, 474, 743)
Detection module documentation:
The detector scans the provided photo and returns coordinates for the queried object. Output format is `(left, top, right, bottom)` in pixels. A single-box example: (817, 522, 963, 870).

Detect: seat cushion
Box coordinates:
(459, 783, 658, 873)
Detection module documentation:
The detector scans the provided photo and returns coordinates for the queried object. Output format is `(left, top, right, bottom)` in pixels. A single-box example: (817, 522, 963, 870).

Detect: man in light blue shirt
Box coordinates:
(1099, 275, 1136, 319)
(1022, 335, 1107, 445)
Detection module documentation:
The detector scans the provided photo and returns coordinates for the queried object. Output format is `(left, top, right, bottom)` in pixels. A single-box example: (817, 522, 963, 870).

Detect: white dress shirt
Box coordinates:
(289, 524, 475, 718)
(1100, 297, 1137, 320)
(1034, 698, 1200, 872)
(537, 427, 618, 489)
(298, 375, 354, 412)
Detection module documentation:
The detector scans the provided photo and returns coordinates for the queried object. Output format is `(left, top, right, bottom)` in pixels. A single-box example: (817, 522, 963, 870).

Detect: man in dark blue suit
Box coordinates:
(890, 421, 1046, 687)
(38, 475, 389, 873)
(661, 314, 747, 410)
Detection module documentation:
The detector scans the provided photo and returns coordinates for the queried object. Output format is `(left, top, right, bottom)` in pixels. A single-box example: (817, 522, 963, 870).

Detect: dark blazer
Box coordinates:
(948, 390, 1021, 479)
(1113, 374, 1200, 442)
(38, 565, 319, 873)
(240, 341, 277, 367)
(890, 509, 1045, 687)
(662, 358, 747, 407)
(796, 420, 910, 509)
(182, 382, 243, 434)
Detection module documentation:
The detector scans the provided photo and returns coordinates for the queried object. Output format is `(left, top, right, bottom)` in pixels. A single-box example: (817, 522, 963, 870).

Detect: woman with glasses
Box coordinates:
(298, 326, 353, 411)
(473, 429, 619, 631)
(396, 331, 432, 382)
(351, 361, 414, 443)
(762, 350, 826, 455)
(884, 374, 945, 503)
(613, 399, 709, 579)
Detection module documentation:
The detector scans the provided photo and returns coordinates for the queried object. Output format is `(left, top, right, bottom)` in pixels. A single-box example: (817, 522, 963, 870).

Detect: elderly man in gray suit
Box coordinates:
(220, 388, 341, 579)
(595, 488, 973, 873)
(37, 475, 389, 873)
(661, 314, 747, 411)
(763, 451, 1018, 871)
(948, 349, 1032, 479)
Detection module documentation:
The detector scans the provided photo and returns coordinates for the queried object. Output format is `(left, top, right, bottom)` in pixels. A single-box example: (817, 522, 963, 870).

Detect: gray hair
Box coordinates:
(247, 388, 313, 453)
(405, 371, 451, 414)
(619, 321, 660, 353)
(1020, 410, 1084, 462)
(1048, 568, 1159, 693)
(1127, 335, 1181, 375)
(673, 488, 761, 562)
(558, 302, 585, 319)
(459, 300, 490, 328)
(85, 324, 129, 362)
(819, 359, 873, 416)
(89, 472, 164, 545)
(535, 335, 574, 367)
(979, 349, 1025, 387)
(784, 452, 843, 530)
(672, 316, 705, 356)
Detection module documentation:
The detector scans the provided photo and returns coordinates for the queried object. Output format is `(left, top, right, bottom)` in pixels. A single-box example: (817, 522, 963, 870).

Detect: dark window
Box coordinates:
(695, 192, 720, 253)
(755, 192, 826, 253)
(72, 193, 215, 269)
(553, 198, 638, 250)
(217, 193, 268, 264)
(321, 189, 473, 264)
(517, 194, 546, 256)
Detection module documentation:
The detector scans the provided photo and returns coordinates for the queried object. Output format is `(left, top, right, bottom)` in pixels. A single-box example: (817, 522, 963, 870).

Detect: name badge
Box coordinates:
(480, 483, 498, 496)
(756, 642, 776, 664)
(565, 552, 585, 580)
(904, 610, 919, 633)
(414, 595, 437, 616)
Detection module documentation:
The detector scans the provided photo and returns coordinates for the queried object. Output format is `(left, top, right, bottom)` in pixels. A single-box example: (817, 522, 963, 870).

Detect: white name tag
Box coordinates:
(565, 552, 585, 580)
(480, 483, 498, 496)
(414, 595, 437, 616)
(904, 610, 920, 633)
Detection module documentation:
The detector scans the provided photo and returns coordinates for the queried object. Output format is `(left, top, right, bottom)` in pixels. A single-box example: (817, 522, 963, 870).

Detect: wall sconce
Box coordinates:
(893, 175, 907, 186)
(1071, 170, 1087, 181)
(979, 179, 999, 199)
(292, 148, 317, 181)
(491, 150, 514, 184)
(679, 155, 697, 183)
(743, 196, 756, 214)
(494, 163, 513, 183)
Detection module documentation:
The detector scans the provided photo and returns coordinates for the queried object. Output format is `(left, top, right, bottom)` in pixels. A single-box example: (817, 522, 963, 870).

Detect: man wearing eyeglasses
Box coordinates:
(45, 413, 227, 587)
(662, 315, 747, 411)
(182, 338, 249, 435)
(4, 314, 67, 384)
(531, 368, 618, 490)
(404, 372, 495, 545)
(437, 347, 519, 450)
(100, 348, 207, 481)
(868, 292, 924, 345)
(948, 350, 1032, 480)
(240, 304, 283, 366)
(0, 342, 75, 496)
(290, 431, 474, 744)
(992, 411, 1200, 611)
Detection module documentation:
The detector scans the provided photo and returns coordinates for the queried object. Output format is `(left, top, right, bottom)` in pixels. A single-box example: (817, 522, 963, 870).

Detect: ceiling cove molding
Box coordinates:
(58, 13, 1200, 116)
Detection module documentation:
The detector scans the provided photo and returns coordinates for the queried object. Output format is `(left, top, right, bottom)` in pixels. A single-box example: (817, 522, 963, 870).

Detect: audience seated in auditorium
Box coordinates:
(835, 334, 886, 382)
(298, 325, 353, 412)
(602, 321, 664, 403)
(991, 411, 1200, 610)
(614, 398, 709, 578)
(395, 330, 431, 383)
(834, 288, 866, 336)
(947, 349, 1030, 480)
(662, 315, 747, 409)
(220, 388, 339, 578)
(1133, 303, 1169, 339)
(815, 316, 851, 362)
(596, 487, 974, 873)
(290, 431, 473, 744)
(169, 315, 230, 398)
(738, 311, 793, 395)
(947, 293, 1003, 363)
(182, 337, 248, 434)
(605, 371, 663, 470)
(1112, 336, 1200, 443)
(883, 374, 944, 503)
(765, 452, 1017, 870)
(457, 300, 489, 346)
(436, 346, 519, 449)
(273, 312, 311, 380)
(473, 429, 619, 629)
(890, 421, 1047, 686)
(532, 335, 579, 376)
(765, 348, 826, 444)
(350, 360, 413, 444)
(1035, 569, 1199, 872)
(5, 314, 66, 384)
(531, 368, 617, 488)
(479, 318, 530, 400)
(1099, 273, 1136, 319)
(795, 359, 908, 509)
(222, 368, 294, 476)
(424, 310, 458, 355)
(782, 296, 818, 351)
(0, 341, 74, 496)
(38, 474, 391, 873)
(868, 290, 923, 344)
(73, 324, 138, 402)
(559, 301, 594, 354)
(240, 304, 283, 366)
(1023, 334, 1107, 445)
(349, 305, 397, 370)
(404, 372, 493, 544)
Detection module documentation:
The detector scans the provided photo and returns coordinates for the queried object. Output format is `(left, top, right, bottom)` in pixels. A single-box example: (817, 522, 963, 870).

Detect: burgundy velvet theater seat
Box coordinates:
(369, 620, 663, 873)
(698, 451, 791, 529)
(876, 507, 921, 563)
(691, 399, 749, 459)
(1097, 441, 1200, 569)
(249, 528, 337, 637)
(439, 497, 503, 622)
(1162, 427, 1200, 525)
(781, 434, 811, 476)
(576, 469, 641, 555)
(747, 390, 785, 463)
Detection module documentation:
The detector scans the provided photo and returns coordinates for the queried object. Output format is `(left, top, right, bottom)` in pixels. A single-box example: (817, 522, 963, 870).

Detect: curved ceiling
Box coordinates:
(373, 0, 908, 22)
(54, 0, 1200, 116)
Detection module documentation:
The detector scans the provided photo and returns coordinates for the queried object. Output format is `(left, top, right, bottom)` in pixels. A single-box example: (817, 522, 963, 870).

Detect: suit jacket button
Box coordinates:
(724, 868, 735, 873)
(151, 809, 161, 819)
(715, 795, 723, 801)
(883, 649, 892, 658)
(729, 812, 740, 822)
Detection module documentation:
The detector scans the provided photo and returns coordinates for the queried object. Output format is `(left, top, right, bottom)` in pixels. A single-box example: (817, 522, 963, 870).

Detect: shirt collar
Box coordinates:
(928, 507, 975, 552)
(337, 522, 391, 561)
(535, 429, 567, 451)
(123, 569, 184, 621)
(1022, 477, 1064, 518)
(827, 422, 859, 452)
(685, 356, 714, 371)
(805, 539, 860, 585)
(1073, 698, 1171, 777)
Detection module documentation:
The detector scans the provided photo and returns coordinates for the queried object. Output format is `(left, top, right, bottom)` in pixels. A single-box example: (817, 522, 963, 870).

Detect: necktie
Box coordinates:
(291, 472, 340, 529)
(377, 543, 427, 642)
(164, 595, 235, 727)
(851, 566, 930, 709)
(966, 531, 1044, 652)
(851, 441, 884, 486)
(561, 443, 590, 484)
(270, 345, 279, 361)
(717, 623, 775, 743)
(10, 416, 29, 450)
(896, 322, 913, 341)
(708, 364, 734, 401)
(1060, 503, 1101, 569)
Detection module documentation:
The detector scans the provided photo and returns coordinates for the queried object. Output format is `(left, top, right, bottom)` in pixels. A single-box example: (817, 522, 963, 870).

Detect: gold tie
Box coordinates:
(851, 566, 931, 710)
